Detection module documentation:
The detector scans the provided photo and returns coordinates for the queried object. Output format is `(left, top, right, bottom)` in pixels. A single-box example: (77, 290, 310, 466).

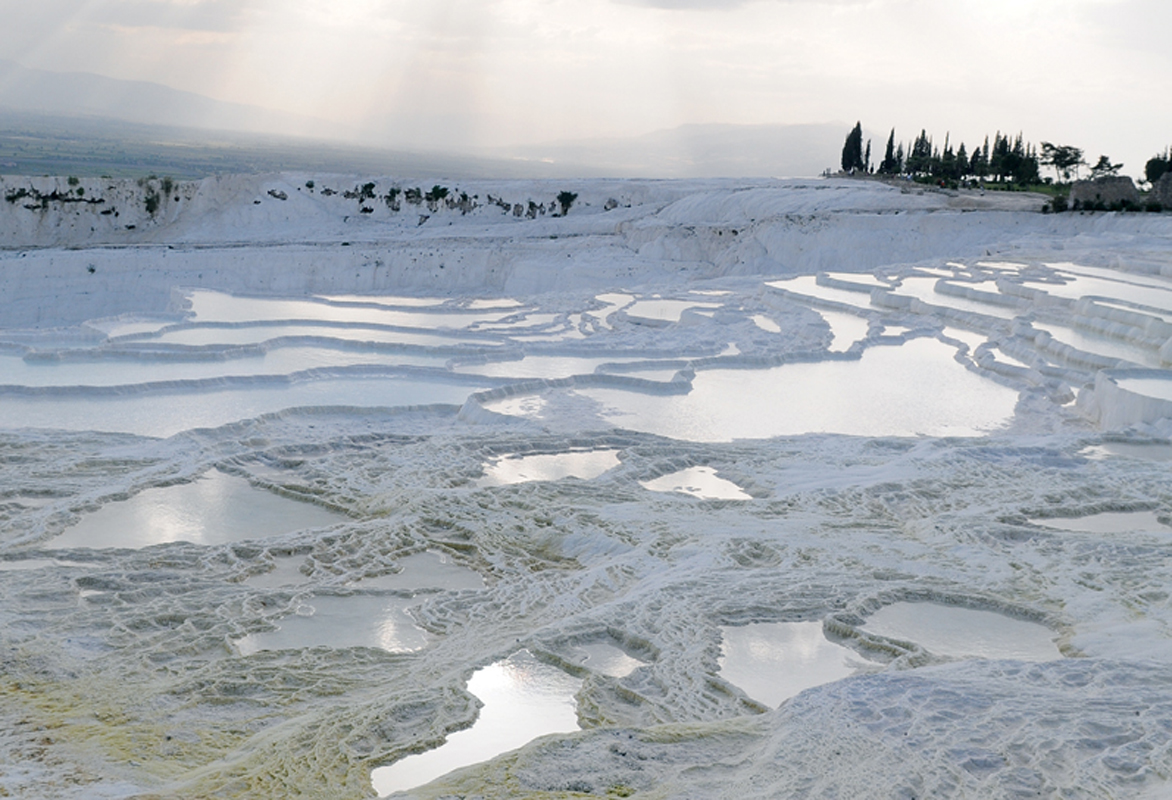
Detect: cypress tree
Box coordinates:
(841, 122, 865, 173)
(880, 129, 897, 174)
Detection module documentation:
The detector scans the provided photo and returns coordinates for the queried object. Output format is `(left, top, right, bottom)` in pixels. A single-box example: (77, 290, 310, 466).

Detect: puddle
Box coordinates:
(577, 338, 1018, 441)
(751, 315, 781, 333)
(1030, 510, 1170, 534)
(570, 642, 645, 678)
(943, 327, 987, 354)
(0, 559, 93, 571)
(589, 294, 635, 328)
(185, 290, 514, 329)
(371, 650, 581, 796)
(351, 551, 484, 591)
(472, 313, 560, 332)
(0, 348, 448, 388)
(477, 450, 620, 487)
(152, 324, 499, 347)
(49, 469, 344, 550)
(88, 318, 175, 338)
(718, 621, 861, 708)
(1026, 268, 1172, 309)
(318, 294, 445, 307)
(1117, 376, 1172, 402)
(891, 277, 1019, 319)
(0, 376, 485, 437)
(993, 349, 1030, 369)
(624, 300, 721, 323)
(467, 299, 524, 310)
(236, 595, 427, 654)
(766, 276, 874, 309)
(640, 466, 750, 500)
(1082, 442, 1172, 461)
(1033, 323, 1161, 367)
(452, 356, 640, 380)
(818, 310, 870, 351)
(825, 272, 888, 288)
(860, 602, 1061, 661)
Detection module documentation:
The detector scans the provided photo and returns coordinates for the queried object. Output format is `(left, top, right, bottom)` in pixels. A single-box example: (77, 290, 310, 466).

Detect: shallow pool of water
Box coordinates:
(236, 594, 427, 654)
(0, 558, 94, 571)
(452, 356, 640, 380)
(184, 290, 514, 329)
(590, 294, 635, 329)
(1082, 442, 1172, 461)
(1030, 510, 1170, 534)
(1027, 269, 1172, 310)
(0, 376, 486, 437)
(624, 299, 722, 323)
(570, 642, 646, 678)
(151, 324, 500, 348)
(0, 348, 448, 387)
(640, 466, 750, 500)
(578, 338, 1018, 441)
(49, 469, 344, 550)
(892, 277, 1019, 319)
(477, 450, 621, 487)
(1117, 376, 1172, 402)
(370, 650, 581, 796)
(351, 551, 485, 591)
(317, 294, 445, 307)
(751, 315, 782, 334)
(1033, 324, 1161, 367)
(860, 602, 1061, 661)
(818, 310, 870, 351)
(719, 621, 860, 707)
(766, 276, 874, 309)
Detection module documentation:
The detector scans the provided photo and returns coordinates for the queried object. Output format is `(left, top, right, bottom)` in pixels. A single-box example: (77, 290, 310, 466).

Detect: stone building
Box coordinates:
(1069, 176, 1140, 207)
(1154, 172, 1172, 208)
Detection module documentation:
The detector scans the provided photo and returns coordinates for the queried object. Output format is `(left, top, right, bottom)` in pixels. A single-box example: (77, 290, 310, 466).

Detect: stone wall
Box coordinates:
(1069, 176, 1140, 206)
(1154, 173, 1172, 208)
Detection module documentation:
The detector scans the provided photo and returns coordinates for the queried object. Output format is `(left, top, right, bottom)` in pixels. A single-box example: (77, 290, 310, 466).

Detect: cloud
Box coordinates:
(611, 0, 866, 8)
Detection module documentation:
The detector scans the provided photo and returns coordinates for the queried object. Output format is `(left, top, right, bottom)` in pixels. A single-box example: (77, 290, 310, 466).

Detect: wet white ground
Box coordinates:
(1, 175, 1172, 798)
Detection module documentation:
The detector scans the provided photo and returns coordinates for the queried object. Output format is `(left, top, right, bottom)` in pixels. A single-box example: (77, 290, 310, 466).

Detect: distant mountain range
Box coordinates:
(0, 59, 338, 139)
(0, 60, 840, 178)
(492, 123, 843, 178)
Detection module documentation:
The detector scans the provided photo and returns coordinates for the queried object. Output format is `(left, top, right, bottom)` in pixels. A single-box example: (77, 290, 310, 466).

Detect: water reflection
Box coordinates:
(371, 650, 580, 796)
(641, 466, 750, 500)
(236, 595, 427, 654)
(860, 602, 1060, 661)
(718, 621, 859, 707)
(571, 642, 646, 678)
(579, 338, 1017, 441)
(477, 450, 620, 487)
(1030, 510, 1169, 534)
(50, 469, 344, 549)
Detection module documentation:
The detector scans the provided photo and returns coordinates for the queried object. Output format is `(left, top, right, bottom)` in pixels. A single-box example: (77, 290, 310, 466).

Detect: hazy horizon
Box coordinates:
(1, 1, 1169, 179)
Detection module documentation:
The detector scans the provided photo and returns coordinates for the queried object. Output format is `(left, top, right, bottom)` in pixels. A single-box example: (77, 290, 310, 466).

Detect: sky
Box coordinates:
(0, 0, 1169, 176)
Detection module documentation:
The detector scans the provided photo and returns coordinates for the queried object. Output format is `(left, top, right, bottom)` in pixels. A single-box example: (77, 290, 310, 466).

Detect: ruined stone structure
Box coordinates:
(1069, 176, 1140, 207)
(1154, 173, 1172, 208)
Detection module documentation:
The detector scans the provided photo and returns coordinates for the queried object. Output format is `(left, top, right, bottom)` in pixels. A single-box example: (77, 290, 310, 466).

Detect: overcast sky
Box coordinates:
(1, 0, 1168, 175)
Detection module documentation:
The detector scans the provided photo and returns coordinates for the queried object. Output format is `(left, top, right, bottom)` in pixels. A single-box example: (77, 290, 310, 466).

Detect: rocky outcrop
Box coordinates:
(1154, 173, 1172, 208)
(1070, 176, 1140, 207)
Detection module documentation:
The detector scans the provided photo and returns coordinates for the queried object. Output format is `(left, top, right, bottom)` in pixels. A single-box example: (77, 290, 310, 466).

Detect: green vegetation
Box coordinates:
(841, 122, 866, 173)
(424, 185, 449, 203)
(144, 191, 160, 215)
(1146, 148, 1171, 185)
